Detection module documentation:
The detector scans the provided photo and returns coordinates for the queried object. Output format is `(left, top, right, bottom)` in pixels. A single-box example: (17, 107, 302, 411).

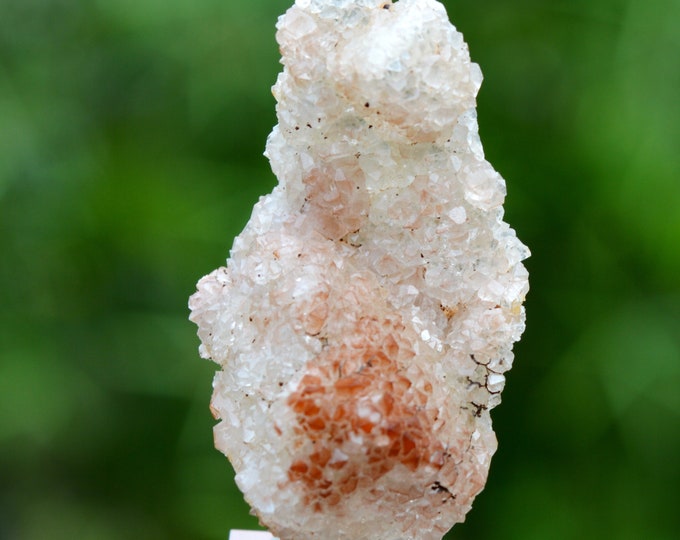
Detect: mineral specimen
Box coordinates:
(189, 0, 529, 538)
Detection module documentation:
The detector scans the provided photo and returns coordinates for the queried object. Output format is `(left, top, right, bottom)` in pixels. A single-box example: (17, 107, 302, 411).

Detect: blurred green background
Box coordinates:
(1, 0, 678, 538)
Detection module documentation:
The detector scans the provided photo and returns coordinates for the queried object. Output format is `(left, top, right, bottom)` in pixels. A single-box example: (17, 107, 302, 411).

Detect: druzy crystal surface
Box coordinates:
(189, 1, 529, 538)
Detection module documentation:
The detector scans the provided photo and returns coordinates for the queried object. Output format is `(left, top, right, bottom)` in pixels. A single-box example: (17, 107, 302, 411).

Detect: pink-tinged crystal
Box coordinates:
(189, 1, 529, 538)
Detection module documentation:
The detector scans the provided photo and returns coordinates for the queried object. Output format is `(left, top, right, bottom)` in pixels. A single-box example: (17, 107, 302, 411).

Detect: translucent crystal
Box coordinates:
(189, 1, 529, 538)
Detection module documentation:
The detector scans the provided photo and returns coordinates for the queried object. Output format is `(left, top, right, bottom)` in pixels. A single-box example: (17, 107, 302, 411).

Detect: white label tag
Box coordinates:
(229, 530, 275, 540)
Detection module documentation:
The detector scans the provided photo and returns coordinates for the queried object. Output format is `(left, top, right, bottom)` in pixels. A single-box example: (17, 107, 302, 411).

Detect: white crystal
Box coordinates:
(189, 1, 529, 539)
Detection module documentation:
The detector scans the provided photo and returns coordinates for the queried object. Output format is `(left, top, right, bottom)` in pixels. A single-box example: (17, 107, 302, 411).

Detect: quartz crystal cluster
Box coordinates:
(189, 0, 529, 538)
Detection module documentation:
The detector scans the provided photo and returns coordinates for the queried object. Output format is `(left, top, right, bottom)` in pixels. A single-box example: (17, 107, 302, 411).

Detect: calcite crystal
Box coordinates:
(189, 0, 529, 538)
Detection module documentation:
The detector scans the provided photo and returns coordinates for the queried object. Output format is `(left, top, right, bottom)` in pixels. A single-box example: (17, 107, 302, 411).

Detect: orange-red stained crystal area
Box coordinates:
(286, 317, 446, 512)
